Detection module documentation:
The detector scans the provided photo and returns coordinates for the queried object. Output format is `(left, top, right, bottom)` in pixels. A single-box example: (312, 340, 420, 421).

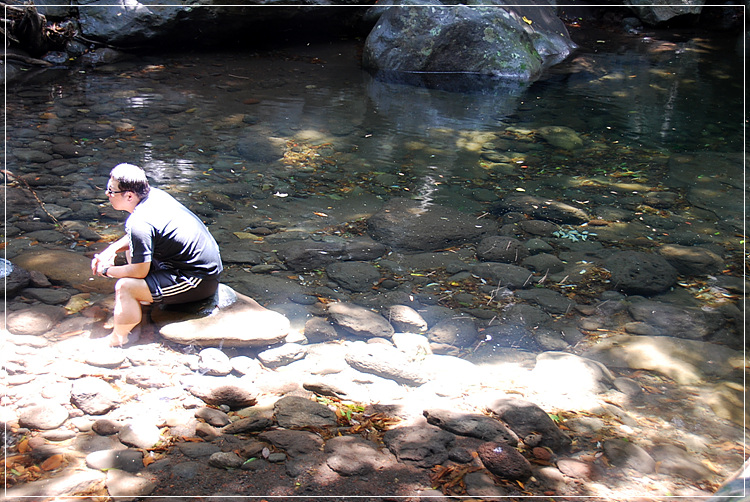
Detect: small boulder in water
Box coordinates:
(537, 125, 583, 150)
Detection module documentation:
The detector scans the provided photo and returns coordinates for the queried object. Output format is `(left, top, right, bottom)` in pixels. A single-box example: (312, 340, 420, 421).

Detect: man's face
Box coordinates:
(105, 178, 130, 211)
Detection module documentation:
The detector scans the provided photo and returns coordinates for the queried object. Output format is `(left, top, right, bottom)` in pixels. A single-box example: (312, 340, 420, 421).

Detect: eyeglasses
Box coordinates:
(105, 187, 127, 196)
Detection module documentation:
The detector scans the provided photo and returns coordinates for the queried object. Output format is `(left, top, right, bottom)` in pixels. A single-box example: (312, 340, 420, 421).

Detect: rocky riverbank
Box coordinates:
(2, 146, 746, 498)
(2, 25, 745, 499)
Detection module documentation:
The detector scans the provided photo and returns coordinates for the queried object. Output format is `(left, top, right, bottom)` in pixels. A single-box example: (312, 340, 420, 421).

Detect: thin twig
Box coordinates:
(2, 169, 76, 240)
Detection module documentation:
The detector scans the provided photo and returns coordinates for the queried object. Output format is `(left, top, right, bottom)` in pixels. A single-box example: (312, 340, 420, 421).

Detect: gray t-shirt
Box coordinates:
(126, 187, 223, 278)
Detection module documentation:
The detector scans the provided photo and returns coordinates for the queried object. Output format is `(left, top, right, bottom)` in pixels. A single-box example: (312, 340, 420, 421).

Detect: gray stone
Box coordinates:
(1, 264, 31, 298)
(177, 442, 221, 459)
(383, 424, 455, 468)
(424, 409, 518, 445)
(363, 3, 575, 82)
(222, 415, 274, 434)
(603, 439, 656, 473)
(582, 334, 742, 385)
(471, 262, 535, 289)
(276, 237, 387, 271)
(2, 467, 105, 500)
(477, 236, 529, 264)
(70, 377, 119, 415)
(521, 253, 565, 274)
(650, 443, 714, 480)
(21, 287, 72, 305)
(326, 261, 381, 292)
(86, 449, 144, 473)
(257, 341, 306, 367)
(627, 300, 724, 339)
(604, 250, 678, 296)
(18, 403, 69, 430)
(208, 451, 244, 469)
(198, 347, 233, 376)
(124, 366, 172, 389)
(384, 305, 428, 333)
(324, 435, 392, 476)
(118, 420, 162, 449)
(367, 197, 496, 252)
(273, 395, 337, 428)
(345, 342, 428, 386)
(487, 396, 571, 452)
(258, 429, 325, 458)
(538, 125, 583, 150)
(106, 468, 157, 499)
(658, 244, 724, 275)
(515, 288, 575, 314)
(11, 249, 112, 294)
(328, 301, 395, 339)
(6, 304, 67, 336)
(303, 317, 339, 343)
(426, 317, 479, 348)
(185, 376, 258, 409)
(194, 407, 231, 427)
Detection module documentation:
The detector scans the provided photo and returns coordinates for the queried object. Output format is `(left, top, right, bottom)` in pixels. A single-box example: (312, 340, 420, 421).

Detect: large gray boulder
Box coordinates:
(363, 1, 576, 83)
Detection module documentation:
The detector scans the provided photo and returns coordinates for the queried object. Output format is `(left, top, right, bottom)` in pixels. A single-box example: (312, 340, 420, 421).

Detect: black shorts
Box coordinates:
(145, 270, 220, 305)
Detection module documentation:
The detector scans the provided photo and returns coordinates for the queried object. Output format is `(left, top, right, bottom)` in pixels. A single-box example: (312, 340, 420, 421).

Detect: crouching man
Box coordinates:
(91, 163, 223, 347)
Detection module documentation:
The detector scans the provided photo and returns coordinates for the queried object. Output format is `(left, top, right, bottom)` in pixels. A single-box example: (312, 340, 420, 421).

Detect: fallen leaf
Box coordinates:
(17, 439, 31, 453)
(40, 454, 64, 471)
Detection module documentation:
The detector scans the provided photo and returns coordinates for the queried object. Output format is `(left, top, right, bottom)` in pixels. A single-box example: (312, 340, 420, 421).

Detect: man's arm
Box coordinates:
(102, 261, 151, 280)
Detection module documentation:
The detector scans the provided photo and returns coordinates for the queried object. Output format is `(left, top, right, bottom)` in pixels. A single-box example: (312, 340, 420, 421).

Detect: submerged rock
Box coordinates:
(537, 125, 584, 150)
(367, 197, 496, 251)
(604, 250, 677, 296)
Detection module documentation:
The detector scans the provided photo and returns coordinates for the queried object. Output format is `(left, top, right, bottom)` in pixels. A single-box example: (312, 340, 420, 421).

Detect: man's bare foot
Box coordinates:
(105, 333, 129, 347)
(103, 327, 140, 347)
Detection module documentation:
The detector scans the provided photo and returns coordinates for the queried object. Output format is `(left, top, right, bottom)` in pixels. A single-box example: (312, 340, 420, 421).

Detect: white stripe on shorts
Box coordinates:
(154, 276, 202, 301)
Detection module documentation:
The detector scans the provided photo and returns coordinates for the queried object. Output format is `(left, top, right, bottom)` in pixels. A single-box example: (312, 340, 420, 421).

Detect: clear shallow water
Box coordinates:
(4, 26, 744, 259)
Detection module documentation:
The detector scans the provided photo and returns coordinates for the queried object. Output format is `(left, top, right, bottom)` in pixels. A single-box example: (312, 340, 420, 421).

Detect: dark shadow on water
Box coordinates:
(368, 68, 531, 96)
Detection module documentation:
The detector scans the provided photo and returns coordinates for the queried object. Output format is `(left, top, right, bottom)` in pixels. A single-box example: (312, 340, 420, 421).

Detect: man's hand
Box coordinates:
(91, 253, 115, 276)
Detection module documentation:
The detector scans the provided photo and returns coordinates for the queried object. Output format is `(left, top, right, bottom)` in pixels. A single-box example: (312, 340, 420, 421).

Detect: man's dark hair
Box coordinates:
(110, 163, 151, 199)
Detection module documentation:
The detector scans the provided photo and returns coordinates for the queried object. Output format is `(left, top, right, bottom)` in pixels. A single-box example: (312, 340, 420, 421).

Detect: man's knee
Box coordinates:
(115, 278, 152, 302)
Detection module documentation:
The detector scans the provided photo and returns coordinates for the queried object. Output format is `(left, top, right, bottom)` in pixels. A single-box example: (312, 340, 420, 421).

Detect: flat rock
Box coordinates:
(185, 376, 258, 409)
(158, 286, 290, 347)
(658, 243, 724, 275)
(603, 250, 677, 296)
(487, 396, 572, 452)
(11, 249, 112, 293)
(18, 403, 69, 430)
(273, 395, 337, 428)
(324, 435, 393, 476)
(383, 424, 455, 468)
(583, 334, 744, 385)
(3, 467, 105, 500)
(367, 197, 496, 251)
(345, 342, 428, 386)
(424, 408, 518, 445)
(627, 299, 724, 339)
(328, 301, 395, 339)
